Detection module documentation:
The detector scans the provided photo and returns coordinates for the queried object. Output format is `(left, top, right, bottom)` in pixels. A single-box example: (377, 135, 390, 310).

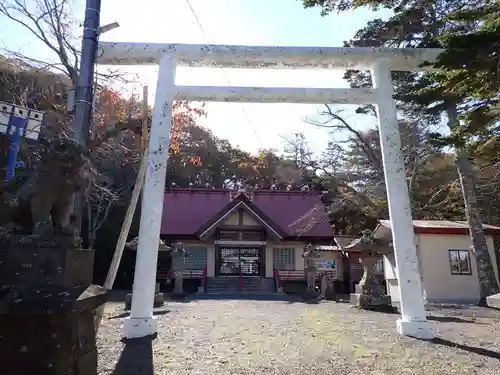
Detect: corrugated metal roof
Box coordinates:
(454, 221, 500, 230)
(160, 189, 334, 237)
(378, 219, 500, 234)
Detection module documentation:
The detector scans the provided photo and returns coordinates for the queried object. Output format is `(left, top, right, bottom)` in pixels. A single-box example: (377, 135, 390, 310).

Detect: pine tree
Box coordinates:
(301, 0, 500, 300)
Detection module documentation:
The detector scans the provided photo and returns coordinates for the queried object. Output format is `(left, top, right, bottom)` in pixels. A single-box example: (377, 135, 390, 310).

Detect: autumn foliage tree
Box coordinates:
(84, 86, 207, 247)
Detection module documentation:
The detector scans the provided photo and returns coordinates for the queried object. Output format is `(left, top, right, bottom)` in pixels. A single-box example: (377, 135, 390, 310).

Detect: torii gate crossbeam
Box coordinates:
(97, 42, 441, 340)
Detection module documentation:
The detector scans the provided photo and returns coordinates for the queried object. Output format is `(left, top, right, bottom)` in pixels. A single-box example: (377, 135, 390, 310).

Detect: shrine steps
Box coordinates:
(205, 277, 276, 294)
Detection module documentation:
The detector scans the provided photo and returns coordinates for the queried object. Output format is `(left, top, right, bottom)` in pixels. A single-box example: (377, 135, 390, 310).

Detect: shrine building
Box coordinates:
(157, 188, 347, 293)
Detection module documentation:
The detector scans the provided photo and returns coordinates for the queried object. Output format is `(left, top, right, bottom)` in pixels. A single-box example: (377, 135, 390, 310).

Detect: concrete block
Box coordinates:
(486, 293, 500, 309)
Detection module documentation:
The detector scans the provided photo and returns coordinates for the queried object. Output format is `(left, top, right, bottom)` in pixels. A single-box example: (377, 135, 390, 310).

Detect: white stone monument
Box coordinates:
(97, 42, 442, 340)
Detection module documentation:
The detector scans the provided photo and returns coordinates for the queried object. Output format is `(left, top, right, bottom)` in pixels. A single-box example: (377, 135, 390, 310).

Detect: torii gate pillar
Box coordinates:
(97, 42, 440, 340)
(371, 60, 434, 338)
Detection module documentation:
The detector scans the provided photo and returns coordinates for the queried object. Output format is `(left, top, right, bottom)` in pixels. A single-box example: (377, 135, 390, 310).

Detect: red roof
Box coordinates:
(160, 188, 333, 238)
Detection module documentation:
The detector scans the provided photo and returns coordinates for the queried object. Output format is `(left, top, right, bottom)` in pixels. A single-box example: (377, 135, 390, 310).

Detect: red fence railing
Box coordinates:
(276, 269, 338, 280)
(199, 266, 207, 291)
(276, 270, 304, 280)
(273, 268, 282, 291)
(158, 270, 204, 279)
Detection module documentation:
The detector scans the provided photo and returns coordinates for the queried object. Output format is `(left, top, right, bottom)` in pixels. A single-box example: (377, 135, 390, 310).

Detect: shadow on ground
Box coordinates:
(166, 295, 192, 303)
(112, 334, 156, 375)
(427, 315, 480, 324)
(431, 338, 500, 359)
(108, 309, 170, 320)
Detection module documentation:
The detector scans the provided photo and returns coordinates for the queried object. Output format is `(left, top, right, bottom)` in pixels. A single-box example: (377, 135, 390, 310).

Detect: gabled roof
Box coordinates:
(376, 219, 500, 236)
(160, 188, 334, 238)
(196, 191, 285, 241)
(333, 235, 358, 249)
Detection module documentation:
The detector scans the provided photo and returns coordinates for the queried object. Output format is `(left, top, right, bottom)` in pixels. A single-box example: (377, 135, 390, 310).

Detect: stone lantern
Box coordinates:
(342, 229, 394, 311)
(170, 242, 190, 298)
(125, 237, 167, 309)
(302, 243, 321, 298)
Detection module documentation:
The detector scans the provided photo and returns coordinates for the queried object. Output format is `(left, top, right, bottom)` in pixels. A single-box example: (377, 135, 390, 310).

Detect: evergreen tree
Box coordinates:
(301, 0, 500, 300)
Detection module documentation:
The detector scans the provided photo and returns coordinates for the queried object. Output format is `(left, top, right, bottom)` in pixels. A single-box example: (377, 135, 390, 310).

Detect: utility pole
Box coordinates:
(73, 0, 102, 145)
(71, 0, 101, 236)
(72, 2, 119, 236)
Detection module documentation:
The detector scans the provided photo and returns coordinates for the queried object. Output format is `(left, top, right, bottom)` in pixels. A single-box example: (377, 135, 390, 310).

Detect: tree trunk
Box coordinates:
(455, 151, 499, 300)
(447, 105, 500, 302)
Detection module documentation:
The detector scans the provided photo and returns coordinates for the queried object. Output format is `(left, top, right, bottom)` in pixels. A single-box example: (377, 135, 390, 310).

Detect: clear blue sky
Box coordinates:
(1, 0, 391, 154)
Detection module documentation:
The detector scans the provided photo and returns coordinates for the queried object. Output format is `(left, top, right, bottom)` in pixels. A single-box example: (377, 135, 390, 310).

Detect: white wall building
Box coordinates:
(375, 220, 500, 304)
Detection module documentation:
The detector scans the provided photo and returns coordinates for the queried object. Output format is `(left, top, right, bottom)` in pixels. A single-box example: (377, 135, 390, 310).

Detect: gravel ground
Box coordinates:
(97, 296, 500, 375)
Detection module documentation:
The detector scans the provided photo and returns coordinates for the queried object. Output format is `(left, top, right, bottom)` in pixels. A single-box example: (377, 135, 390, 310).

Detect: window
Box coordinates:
(184, 247, 208, 269)
(316, 259, 336, 270)
(449, 250, 472, 275)
(273, 248, 295, 270)
(375, 258, 384, 274)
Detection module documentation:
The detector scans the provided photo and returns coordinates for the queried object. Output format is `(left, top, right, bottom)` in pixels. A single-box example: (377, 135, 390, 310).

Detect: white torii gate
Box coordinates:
(97, 42, 442, 340)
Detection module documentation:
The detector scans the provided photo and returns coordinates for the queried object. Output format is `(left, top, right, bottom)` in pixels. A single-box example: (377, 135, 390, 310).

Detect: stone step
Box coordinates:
(207, 284, 265, 288)
(206, 278, 275, 294)
(208, 281, 271, 286)
(208, 284, 239, 287)
(205, 291, 282, 296)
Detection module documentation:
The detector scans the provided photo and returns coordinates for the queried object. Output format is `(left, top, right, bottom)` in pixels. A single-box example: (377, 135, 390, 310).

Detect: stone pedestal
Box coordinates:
(396, 319, 436, 339)
(0, 236, 108, 375)
(350, 283, 393, 308)
(324, 279, 336, 301)
(486, 293, 500, 309)
(125, 283, 164, 310)
(0, 284, 108, 375)
(350, 254, 394, 312)
(0, 237, 95, 288)
(154, 291, 165, 306)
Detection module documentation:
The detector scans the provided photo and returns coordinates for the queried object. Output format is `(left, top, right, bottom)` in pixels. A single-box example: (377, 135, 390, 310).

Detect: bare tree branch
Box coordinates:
(0, 0, 79, 83)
